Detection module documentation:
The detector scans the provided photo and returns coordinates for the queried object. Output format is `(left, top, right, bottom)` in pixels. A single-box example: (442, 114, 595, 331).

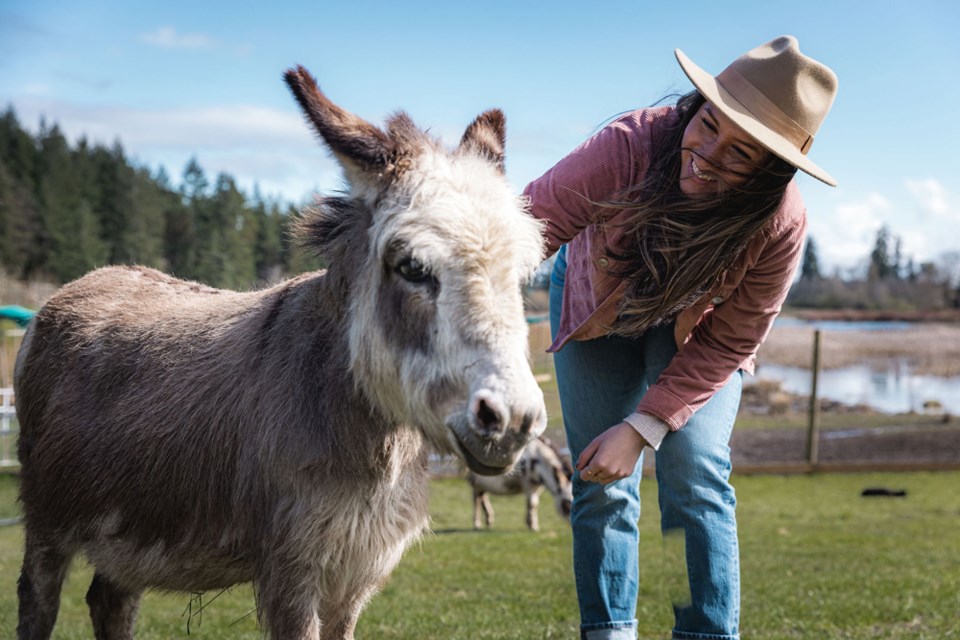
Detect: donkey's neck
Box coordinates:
(272, 270, 424, 477)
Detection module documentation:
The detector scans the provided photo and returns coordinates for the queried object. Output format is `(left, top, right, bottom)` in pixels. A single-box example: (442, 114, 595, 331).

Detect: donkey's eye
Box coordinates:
(395, 257, 435, 286)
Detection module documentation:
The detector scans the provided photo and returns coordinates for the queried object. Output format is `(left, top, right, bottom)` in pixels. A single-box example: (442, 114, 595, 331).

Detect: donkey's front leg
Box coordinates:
(474, 490, 494, 529)
(317, 583, 379, 640)
(525, 488, 541, 532)
(257, 574, 321, 640)
(263, 600, 320, 639)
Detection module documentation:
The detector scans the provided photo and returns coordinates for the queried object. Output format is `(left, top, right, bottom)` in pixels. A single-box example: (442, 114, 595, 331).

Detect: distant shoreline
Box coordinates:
(759, 319, 960, 378)
(784, 308, 960, 323)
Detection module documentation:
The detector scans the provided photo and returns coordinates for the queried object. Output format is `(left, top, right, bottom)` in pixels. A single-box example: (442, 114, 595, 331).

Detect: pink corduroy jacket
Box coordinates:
(523, 106, 807, 431)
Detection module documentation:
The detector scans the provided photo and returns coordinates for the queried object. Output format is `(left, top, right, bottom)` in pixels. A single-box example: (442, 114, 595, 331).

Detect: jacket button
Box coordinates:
(711, 296, 724, 305)
(598, 257, 609, 267)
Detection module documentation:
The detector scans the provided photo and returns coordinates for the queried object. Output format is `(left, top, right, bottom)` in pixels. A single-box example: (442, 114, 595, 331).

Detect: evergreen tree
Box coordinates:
(0, 112, 319, 286)
(0, 158, 38, 277)
(170, 157, 212, 280)
(0, 107, 38, 187)
(868, 225, 896, 280)
(191, 167, 227, 287)
(892, 236, 904, 280)
(0, 110, 44, 278)
(253, 188, 286, 283)
(800, 236, 822, 280)
(90, 142, 134, 264)
(904, 257, 917, 282)
(37, 124, 107, 281)
(124, 167, 167, 268)
(283, 203, 321, 274)
(211, 173, 256, 289)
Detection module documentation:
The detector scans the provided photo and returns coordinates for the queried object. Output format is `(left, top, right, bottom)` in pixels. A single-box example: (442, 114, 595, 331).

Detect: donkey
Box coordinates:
(14, 66, 546, 640)
(468, 437, 573, 532)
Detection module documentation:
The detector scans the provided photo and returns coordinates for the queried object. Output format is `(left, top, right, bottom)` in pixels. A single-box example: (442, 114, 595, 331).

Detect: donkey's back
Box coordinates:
(15, 265, 340, 585)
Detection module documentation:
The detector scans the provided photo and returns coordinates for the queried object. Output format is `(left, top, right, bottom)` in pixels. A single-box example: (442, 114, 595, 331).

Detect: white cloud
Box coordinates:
(811, 182, 960, 273)
(13, 97, 340, 202)
(900, 178, 960, 263)
(811, 193, 892, 270)
(20, 83, 52, 96)
(140, 26, 215, 50)
(905, 178, 955, 219)
(15, 98, 313, 150)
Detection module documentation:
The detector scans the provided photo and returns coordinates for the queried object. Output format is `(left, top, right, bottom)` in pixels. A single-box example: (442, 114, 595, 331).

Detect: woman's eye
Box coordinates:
(732, 146, 751, 160)
(701, 118, 718, 134)
(395, 257, 435, 285)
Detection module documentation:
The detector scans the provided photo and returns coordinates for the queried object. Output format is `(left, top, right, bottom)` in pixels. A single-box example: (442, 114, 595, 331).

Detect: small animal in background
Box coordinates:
(468, 437, 573, 532)
(540, 435, 574, 480)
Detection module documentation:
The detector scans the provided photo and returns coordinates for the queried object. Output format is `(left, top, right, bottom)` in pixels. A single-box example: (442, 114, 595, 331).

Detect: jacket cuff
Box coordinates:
(636, 385, 694, 430)
(623, 412, 670, 451)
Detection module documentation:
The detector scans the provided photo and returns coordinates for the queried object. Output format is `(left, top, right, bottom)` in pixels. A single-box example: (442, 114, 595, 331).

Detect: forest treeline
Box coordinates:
(0, 107, 318, 290)
(791, 228, 960, 312)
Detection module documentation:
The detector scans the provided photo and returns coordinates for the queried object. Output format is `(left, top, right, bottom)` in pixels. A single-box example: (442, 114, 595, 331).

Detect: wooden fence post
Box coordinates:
(805, 329, 822, 467)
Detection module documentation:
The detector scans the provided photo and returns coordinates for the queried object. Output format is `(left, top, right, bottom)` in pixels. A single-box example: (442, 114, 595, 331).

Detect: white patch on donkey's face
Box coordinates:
(347, 144, 546, 462)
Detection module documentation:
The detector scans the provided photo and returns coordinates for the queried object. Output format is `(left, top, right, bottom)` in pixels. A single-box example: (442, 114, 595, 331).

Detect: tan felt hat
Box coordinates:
(676, 35, 838, 186)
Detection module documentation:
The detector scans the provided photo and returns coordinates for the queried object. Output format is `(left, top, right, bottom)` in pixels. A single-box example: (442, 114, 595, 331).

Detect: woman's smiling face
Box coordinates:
(679, 102, 770, 198)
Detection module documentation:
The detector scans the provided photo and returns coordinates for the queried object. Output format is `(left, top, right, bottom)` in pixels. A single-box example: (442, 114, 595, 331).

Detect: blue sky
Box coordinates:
(2, 0, 958, 273)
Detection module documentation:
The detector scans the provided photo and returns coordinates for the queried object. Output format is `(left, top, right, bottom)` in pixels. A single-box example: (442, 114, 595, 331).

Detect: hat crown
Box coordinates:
(725, 35, 837, 137)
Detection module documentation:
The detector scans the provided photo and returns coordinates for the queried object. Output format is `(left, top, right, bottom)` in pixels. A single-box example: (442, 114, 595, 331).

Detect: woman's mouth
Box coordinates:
(690, 157, 716, 183)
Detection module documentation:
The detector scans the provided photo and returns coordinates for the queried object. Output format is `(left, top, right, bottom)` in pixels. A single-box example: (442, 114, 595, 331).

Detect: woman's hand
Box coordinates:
(576, 422, 649, 484)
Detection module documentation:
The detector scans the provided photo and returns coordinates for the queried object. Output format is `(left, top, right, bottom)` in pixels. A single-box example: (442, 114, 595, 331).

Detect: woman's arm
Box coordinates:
(523, 114, 648, 256)
(638, 209, 808, 432)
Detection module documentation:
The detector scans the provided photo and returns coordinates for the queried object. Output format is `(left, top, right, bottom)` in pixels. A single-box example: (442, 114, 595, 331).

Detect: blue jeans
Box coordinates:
(550, 246, 741, 640)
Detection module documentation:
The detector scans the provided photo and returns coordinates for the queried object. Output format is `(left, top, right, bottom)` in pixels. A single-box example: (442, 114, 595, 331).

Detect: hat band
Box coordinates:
(716, 67, 814, 154)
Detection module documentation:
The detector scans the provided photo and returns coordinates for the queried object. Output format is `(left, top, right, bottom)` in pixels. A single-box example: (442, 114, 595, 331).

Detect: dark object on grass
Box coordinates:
(861, 487, 908, 497)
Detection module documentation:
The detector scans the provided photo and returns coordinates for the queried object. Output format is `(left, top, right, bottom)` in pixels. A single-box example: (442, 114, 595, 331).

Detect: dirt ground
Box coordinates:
(728, 422, 960, 467)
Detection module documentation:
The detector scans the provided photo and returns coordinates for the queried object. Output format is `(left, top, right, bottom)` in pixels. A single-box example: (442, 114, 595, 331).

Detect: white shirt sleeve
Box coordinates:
(623, 412, 670, 451)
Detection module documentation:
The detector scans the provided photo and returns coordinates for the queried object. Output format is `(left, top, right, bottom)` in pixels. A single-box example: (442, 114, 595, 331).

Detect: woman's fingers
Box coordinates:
(578, 422, 646, 483)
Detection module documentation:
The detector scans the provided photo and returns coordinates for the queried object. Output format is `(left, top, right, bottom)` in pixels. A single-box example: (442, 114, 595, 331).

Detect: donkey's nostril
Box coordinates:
(475, 398, 504, 432)
(519, 408, 543, 434)
(521, 405, 546, 435)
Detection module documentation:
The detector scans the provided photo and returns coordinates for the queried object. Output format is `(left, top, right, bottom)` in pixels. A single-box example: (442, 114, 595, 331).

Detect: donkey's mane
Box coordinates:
(295, 197, 370, 261)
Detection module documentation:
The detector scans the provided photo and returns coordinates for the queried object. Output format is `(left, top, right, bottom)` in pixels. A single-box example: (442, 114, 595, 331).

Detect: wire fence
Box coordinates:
(0, 325, 24, 473)
(0, 387, 16, 470)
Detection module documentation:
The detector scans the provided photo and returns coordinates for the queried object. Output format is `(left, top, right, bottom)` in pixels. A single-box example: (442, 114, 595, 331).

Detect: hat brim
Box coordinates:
(675, 48, 836, 187)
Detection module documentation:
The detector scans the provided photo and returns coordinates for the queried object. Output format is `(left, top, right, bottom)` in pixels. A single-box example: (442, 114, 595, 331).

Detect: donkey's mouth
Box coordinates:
(450, 433, 512, 476)
(445, 415, 523, 476)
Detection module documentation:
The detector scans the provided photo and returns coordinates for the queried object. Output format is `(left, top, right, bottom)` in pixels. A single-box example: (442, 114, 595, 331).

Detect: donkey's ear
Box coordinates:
(459, 109, 506, 174)
(284, 65, 393, 180)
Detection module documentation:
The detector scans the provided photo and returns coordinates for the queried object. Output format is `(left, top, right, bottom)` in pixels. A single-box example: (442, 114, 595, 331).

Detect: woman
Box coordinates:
(524, 36, 838, 640)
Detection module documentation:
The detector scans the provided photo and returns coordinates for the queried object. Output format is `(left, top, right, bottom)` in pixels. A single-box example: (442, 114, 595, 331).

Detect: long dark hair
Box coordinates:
(603, 91, 797, 336)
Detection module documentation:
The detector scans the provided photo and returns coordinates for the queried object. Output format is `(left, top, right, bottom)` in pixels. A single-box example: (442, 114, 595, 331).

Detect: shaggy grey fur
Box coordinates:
(14, 66, 546, 640)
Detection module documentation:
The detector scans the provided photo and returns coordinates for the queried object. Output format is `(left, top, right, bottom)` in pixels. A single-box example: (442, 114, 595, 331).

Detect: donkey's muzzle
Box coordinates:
(447, 387, 546, 476)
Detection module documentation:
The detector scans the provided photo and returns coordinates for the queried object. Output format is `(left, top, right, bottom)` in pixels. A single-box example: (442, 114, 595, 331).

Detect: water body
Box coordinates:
(751, 360, 960, 415)
(774, 317, 914, 332)
(758, 318, 960, 413)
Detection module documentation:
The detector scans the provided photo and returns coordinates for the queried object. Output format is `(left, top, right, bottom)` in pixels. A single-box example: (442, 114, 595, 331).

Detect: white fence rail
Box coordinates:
(1, 386, 17, 469)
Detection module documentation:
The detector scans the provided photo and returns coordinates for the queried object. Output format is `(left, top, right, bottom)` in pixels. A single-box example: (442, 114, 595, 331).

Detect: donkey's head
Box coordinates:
(285, 66, 547, 475)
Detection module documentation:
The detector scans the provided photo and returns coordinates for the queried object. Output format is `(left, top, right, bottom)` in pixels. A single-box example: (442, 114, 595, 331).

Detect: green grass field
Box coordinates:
(1, 471, 958, 639)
